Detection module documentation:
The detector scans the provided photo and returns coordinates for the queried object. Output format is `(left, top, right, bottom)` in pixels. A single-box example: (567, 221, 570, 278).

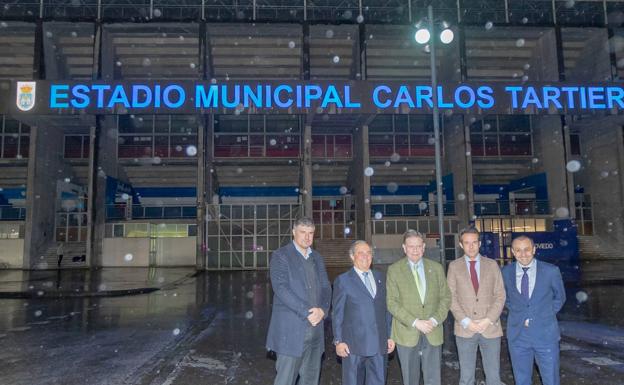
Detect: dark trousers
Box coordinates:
(456, 334, 501, 385)
(273, 326, 323, 385)
(396, 337, 441, 385)
(342, 352, 386, 385)
(508, 334, 560, 385)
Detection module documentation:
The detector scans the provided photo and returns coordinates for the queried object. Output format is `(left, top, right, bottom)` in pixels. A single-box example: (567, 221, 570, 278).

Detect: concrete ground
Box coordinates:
(0, 263, 623, 385)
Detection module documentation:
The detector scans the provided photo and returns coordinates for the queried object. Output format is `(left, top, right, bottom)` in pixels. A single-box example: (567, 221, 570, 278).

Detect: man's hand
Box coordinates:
(336, 342, 350, 358)
(475, 318, 492, 333)
(467, 320, 481, 333)
(387, 339, 396, 354)
(307, 307, 325, 326)
(414, 319, 434, 334)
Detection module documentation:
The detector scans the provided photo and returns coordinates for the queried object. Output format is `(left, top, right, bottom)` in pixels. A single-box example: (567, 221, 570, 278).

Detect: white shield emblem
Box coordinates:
(16, 81, 36, 111)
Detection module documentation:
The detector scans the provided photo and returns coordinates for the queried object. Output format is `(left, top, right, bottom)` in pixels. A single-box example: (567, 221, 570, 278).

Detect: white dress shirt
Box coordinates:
(353, 267, 377, 297)
(293, 241, 312, 260)
(460, 254, 482, 329)
(464, 254, 481, 282)
(515, 258, 537, 298)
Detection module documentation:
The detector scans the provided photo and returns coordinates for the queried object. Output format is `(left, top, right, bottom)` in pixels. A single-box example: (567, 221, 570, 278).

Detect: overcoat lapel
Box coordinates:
(348, 268, 375, 299)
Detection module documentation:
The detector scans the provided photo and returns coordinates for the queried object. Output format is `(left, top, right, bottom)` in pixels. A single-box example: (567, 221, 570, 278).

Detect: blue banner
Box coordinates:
(479, 232, 500, 260)
(9, 80, 624, 115)
(512, 224, 579, 282)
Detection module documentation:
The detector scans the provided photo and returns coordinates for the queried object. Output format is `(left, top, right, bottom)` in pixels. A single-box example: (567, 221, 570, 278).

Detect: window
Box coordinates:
(369, 115, 437, 157)
(64, 135, 90, 159)
(0, 116, 29, 159)
(470, 115, 532, 157)
(214, 115, 300, 158)
(117, 115, 198, 159)
(118, 135, 153, 158)
(0, 223, 22, 239)
(311, 134, 352, 159)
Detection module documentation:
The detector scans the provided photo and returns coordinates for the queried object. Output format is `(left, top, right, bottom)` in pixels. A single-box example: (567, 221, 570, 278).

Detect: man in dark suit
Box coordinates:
(266, 217, 332, 385)
(332, 240, 395, 385)
(502, 235, 566, 385)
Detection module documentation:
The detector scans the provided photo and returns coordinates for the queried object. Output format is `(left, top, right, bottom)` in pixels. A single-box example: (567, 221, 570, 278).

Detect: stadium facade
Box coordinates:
(0, 1, 622, 270)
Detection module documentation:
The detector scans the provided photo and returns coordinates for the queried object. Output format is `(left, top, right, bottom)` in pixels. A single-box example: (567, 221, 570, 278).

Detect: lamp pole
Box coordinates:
(428, 4, 446, 263)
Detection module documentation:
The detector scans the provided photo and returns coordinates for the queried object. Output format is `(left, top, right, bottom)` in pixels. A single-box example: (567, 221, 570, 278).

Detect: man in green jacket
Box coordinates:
(387, 229, 451, 385)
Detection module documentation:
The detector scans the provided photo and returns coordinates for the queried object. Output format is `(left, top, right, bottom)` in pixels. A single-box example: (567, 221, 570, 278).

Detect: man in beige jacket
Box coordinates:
(447, 227, 506, 385)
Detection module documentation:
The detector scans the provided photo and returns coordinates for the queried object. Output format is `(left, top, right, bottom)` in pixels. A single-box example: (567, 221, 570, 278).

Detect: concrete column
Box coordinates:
(350, 124, 371, 242)
(91, 115, 120, 267)
(443, 115, 473, 229)
(531, 116, 574, 217)
(197, 114, 216, 270)
(576, 117, 624, 246)
(302, 123, 313, 217)
(88, 22, 114, 267)
(205, 115, 220, 269)
(196, 115, 206, 270)
(85, 125, 96, 268)
(24, 123, 73, 268)
(85, 20, 102, 268)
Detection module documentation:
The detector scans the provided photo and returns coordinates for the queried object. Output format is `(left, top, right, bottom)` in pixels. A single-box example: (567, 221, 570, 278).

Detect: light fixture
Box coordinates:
(439, 28, 454, 44)
(414, 28, 431, 44)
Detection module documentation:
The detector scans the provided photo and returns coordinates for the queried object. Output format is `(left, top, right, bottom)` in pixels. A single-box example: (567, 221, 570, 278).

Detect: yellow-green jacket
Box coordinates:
(386, 257, 451, 347)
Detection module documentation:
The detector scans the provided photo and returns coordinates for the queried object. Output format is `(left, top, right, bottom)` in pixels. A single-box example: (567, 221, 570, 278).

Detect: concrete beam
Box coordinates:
(531, 116, 573, 217)
(443, 115, 473, 230)
(349, 124, 371, 242)
(575, 116, 624, 246)
(91, 115, 121, 267)
(24, 123, 74, 268)
(302, 123, 312, 217)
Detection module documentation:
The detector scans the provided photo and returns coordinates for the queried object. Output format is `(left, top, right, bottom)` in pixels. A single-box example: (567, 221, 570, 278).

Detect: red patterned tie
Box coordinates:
(469, 260, 479, 294)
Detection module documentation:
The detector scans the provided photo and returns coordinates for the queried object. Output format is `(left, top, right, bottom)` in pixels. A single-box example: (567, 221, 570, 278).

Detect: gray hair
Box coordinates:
(403, 229, 425, 244)
(293, 217, 315, 230)
(349, 240, 370, 257)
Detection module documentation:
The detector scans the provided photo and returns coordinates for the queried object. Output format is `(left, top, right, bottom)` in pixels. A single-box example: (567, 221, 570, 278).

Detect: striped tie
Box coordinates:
(363, 271, 375, 297)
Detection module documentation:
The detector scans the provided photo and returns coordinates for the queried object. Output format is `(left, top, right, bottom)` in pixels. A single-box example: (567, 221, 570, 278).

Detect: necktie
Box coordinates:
(362, 271, 375, 297)
(521, 267, 530, 300)
(411, 264, 425, 303)
(469, 260, 479, 294)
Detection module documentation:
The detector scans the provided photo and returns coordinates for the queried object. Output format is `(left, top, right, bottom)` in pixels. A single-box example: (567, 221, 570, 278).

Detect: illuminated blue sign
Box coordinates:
(9, 80, 624, 115)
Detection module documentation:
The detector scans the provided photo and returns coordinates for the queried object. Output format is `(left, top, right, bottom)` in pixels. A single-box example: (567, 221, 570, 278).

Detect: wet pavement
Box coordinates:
(0, 263, 623, 385)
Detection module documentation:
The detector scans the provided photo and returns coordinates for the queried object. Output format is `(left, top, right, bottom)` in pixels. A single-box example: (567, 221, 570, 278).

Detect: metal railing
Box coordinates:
(473, 200, 550, 216)
(0, 222, 23, 239)
(106, 204, 197, 220)
(372, 217, 460, 236)
(0, 206, 26, 221)
(205, 203, 303, 269)
(371, 201, 456, 217)
(0, 1, 607, 25)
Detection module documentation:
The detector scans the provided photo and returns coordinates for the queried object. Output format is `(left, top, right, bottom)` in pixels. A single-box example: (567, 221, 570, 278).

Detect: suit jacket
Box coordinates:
(502, 260, 566, 346)
(266, 242, 332, 357)
(386, 257, 451, 347)
(447, 256, 506, 338)
(332, 268, 391, 357)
